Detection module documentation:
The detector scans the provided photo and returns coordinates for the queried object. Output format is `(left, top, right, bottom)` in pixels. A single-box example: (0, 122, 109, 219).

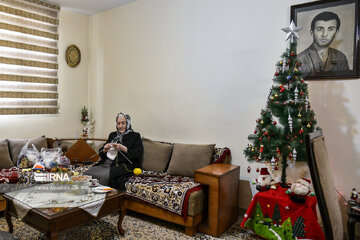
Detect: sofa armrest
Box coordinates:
(212, 147, 231, 164)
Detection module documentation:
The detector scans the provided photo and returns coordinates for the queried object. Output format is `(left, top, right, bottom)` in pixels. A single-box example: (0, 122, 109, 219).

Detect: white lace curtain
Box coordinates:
(0, 0, 60, 115)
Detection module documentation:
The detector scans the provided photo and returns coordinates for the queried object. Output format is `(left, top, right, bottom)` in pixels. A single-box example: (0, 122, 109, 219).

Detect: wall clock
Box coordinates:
(65, 44, 81, 68)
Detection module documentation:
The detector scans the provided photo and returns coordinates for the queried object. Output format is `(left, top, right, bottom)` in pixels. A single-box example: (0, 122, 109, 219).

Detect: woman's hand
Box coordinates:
(103, 143, 112, 153)
(112, 143, 128, 153)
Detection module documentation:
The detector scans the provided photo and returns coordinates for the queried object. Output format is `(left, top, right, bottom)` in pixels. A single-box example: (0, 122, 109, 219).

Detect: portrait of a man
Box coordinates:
(292, 0, 359, 79)
(298, 12, 349, 76)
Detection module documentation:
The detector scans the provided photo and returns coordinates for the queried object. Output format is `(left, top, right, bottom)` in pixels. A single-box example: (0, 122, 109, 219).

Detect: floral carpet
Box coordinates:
(0, 211, 261, 240)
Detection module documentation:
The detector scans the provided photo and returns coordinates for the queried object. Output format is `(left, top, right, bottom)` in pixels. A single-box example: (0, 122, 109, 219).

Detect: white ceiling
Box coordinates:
(47, 0, 136, 16)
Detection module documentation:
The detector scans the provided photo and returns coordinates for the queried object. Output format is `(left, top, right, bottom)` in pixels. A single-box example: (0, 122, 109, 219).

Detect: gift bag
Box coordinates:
(40, 148, 62, 169)
(17, 142, 40, 168)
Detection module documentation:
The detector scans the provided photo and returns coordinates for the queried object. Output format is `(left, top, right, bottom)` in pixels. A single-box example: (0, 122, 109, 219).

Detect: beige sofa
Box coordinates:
(0, 136, 231, 236)
(123, 137, 231, 236)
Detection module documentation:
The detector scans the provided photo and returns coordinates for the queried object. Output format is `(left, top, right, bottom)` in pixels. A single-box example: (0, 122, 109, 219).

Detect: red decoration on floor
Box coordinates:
(240, 184, 325, 240)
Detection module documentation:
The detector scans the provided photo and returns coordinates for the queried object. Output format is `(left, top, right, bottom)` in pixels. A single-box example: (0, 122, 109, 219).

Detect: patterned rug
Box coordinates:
(0, 211, 261, 240)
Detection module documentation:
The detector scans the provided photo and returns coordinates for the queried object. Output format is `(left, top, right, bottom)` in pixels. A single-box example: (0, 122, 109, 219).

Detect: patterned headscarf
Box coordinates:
(113, 112, 133, 143)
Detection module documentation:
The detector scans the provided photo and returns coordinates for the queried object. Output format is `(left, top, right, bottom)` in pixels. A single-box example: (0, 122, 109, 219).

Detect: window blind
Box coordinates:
(0, 0, 60, 115)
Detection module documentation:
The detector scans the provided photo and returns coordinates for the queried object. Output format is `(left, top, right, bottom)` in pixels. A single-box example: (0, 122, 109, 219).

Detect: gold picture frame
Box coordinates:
(65, 44, 81, 68)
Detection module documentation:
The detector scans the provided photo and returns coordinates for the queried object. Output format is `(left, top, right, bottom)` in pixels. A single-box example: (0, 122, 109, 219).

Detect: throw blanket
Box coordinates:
(125, 171, 202, 216)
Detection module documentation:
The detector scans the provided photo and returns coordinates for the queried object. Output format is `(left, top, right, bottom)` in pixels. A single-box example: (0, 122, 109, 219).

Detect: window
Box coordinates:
(0, 0, 60, 115)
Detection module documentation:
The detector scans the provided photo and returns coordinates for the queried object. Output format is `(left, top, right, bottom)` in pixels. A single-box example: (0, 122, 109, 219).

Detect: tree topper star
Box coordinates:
(282, 20, 302, 42)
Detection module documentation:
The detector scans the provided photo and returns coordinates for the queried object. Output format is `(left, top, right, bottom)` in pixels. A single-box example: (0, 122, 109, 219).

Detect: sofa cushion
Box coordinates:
(187, 189, 204, 216)
(125, 170, 202, 216)
(0, 139, 13, 169)
(65, 138, 98, 163)
(166, 143, 215, 177)
(141, 137, 173, 172)
(8, 137, 48, 165)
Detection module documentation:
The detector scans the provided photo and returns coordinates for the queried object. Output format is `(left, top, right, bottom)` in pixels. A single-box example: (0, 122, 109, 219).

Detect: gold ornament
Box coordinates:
(280, 61, 283, 65)
(251, 148, 255, 152)
(297, 113, 302, 118)
(275, 93, 279, 98)
(294, 68, 298, 72)
(270, 96, 275, 100)
(261, 120, 264, 124)
(307, 123, 311, 128)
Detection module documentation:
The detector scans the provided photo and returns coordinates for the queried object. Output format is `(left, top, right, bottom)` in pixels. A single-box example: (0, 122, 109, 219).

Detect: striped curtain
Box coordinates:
(0, 0, 60, 115)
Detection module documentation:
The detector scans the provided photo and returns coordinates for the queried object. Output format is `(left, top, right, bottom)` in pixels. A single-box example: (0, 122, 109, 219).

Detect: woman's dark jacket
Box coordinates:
(98, 131, 143, 190)
(98, 131, 143, 168)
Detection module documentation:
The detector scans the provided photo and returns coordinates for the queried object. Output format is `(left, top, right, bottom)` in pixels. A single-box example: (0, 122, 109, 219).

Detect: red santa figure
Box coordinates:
(254, 168, 277, 191)
(286, 178, 315, 203)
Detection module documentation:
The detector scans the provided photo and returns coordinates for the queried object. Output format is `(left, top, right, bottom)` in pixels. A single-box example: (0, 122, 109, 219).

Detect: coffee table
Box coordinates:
(4, 185, 125, 240)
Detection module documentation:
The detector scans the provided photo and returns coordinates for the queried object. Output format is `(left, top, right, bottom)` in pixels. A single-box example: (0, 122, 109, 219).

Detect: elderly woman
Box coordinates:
(85, 112, 143, 190)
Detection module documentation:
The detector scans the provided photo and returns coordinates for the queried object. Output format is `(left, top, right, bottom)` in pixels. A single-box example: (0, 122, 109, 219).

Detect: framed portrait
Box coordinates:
(291, 0, 359, 79)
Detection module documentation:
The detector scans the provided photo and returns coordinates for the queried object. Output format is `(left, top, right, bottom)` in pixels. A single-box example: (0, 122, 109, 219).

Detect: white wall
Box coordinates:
(0, 10, 90, 139)
(2, 0, 359, 235)
(89, 0, 360, 232)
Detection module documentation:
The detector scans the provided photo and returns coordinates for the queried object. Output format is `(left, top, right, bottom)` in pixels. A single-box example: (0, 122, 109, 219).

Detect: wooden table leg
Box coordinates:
(46, 231, 58, 240)
(5, 201, 13, 233)
(118, 210, 125, 235)
(347, 215, 356, 240)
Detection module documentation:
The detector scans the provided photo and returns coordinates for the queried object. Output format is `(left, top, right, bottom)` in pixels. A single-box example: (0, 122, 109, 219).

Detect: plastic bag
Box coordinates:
(17, 142, 40, 168)
(57, 156, 70, 167)
(40, 148, 62, 170)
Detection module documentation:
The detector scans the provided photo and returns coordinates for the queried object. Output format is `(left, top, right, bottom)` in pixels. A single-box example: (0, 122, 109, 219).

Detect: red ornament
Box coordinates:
(299, 128, 304, 134)
(259, 137, 262, 141)
(301, 79, 304, 83)
(275, 167, 278, 170)
(264, 131, 268, 136)
(290, 53, 294, 56)
(268, 136, 270, 139)
(275, 72, 279, 76)
(273, 121, 277, 125)
(279, 85, 285, 93)
(259, 145, 264, 153)
(276, 147, 280, 153)
(254, 130, 257, 134)
(300, 91, 304, 95)
(300, 140, 303, 143)
(288, 60, 291, 63)
(247, 166, 251, 173)
(256, 168, 259, 172)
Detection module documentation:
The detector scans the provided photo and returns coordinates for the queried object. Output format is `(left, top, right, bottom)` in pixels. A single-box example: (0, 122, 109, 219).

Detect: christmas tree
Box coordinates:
(244, 21, 319, 185)
(292, 216, 306, 237)
(272, 203, 282, 226)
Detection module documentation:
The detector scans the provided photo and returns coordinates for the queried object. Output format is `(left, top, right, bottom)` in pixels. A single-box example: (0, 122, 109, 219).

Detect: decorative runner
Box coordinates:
(125, 171, 202, 216)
